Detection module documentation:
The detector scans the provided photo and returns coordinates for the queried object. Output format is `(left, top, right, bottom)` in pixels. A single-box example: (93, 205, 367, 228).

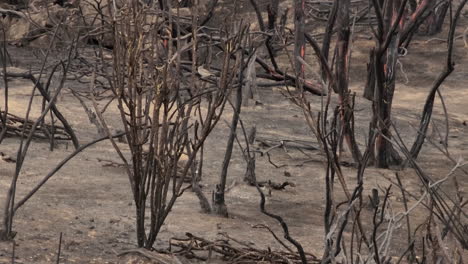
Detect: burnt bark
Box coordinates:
(334, 0, 362, 163)
(213, 51, 245, 216)
(243, 126, 256, 185)
(410, 0, 466, 159)
(294, 0, 306, 79)
(367, 0, 408, 168)
(321, 0, 338, 81)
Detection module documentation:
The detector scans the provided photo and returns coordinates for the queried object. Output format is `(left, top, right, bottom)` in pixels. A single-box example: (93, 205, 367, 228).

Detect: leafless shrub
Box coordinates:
(1, 34, 78, 240)
(90, 0, 247, 248)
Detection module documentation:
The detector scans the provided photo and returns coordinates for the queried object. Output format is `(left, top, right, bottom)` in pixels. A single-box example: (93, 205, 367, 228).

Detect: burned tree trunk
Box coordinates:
(243, 126, 257, 185)
(294, 0, 306, 79)
(367, 0, 407, 168)
(321, 0, 338, 81)
(213, 50, 245, 217)
(364, 0, 462, 168)
(334, 0, 362, 163)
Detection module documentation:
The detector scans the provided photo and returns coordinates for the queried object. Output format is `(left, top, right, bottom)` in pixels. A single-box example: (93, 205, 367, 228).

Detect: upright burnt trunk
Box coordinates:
(294, 0, 306, 79)
(334, 0, 362, 163)
(366, 0, 452, 168)
(321, 0, 338, 81)
(213, 50, 245, 217)
(372, 49, 400, 168)
(368, 0, 406, 168)
(376, 1, 396, 168)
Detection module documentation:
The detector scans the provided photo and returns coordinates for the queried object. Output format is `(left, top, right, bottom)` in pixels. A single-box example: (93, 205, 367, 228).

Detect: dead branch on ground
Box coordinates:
(0, 111, 71, 141)
(0, 68, 79, 149)
(169, 232, 320, 263)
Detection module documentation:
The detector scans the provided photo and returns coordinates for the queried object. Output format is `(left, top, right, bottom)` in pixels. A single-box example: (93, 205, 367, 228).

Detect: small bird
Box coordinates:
(197, 66, 215, 78)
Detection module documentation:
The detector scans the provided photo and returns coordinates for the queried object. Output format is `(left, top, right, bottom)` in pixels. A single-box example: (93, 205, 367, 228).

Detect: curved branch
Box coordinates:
(255, 183, 308, 263)
(14, 131, 125, 212)
(410, 0, 467, 159)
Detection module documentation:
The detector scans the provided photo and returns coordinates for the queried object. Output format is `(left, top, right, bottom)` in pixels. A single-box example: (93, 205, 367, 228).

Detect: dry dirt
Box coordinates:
(1, 2, 468, 264)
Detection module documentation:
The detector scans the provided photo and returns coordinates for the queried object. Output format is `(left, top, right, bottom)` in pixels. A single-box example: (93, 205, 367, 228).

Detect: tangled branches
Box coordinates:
(169, 232, 320, 263)
(0, 111, 71, 141)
